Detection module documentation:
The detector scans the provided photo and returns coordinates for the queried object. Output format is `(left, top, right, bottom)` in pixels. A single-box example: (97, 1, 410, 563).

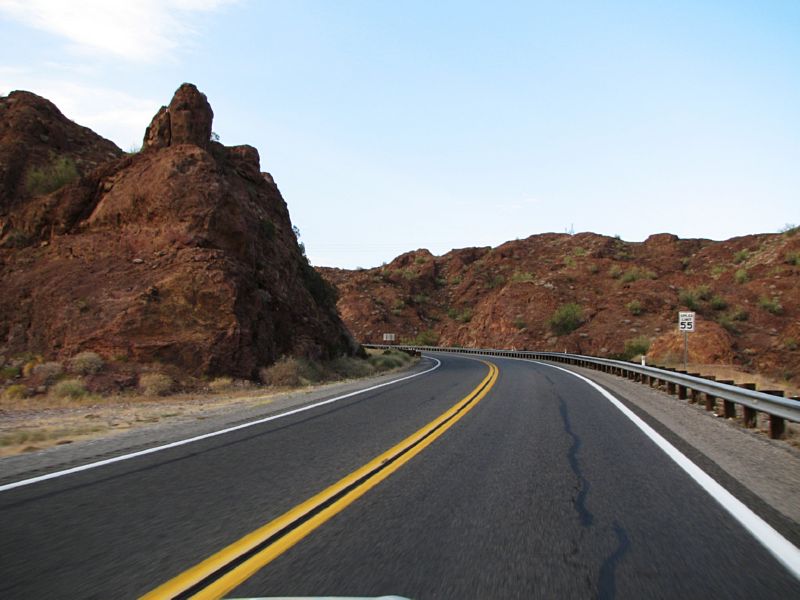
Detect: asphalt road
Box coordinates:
(1, 353, 798, 599)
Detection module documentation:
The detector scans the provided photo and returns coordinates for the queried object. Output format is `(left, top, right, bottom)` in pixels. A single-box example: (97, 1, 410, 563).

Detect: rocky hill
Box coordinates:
(0, 84, 357, 382)
(320, 231, 800, 380)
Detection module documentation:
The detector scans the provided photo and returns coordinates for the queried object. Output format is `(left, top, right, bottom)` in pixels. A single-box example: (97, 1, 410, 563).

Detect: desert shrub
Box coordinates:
(414, 256, 427, 264)
(22, 356, 44, 377)
(32, 361, 63, 383)
(784, 338, 798, 351)
(709, 295, 728, 311)
(512, 316, 527, 329)
(620, 267, 656, 283)
(208, 377, 234, 392)
(573, 246, 586, 256)
(563, 256, 577, 269)
(678, 289, 699, 311)
(259, 357, 322, 387)
(411, 294, 430, 305)
(733, 249, 750, 264)
(548, 303, 584, 335)
(409, 330, 439, 346)
(758, 296, 783, 315)
(51, 379, 87, 399)
(710, 265, 726, 278)
(3, 384, 29, 400)
(734, 268, 749, 284)
(626, 300, 643, 316)
(0, 366, 21, 382)
(68, 351, 104, 375)
(608, 265, 623, 279)
(139, 373, 175, 396)
(717, 315, 739, 334)
(368, 354, 405, 370)
(25, 156, 79, 195)
(449, 308, 473, 323)
(695, 285, 712, 301)
(730, 307, 749, 321)
(329, 356, 376, 379)
(780, 223, 799, 236)
(511, 271, 534, 283)
(485, 274, 505, 289)
(622, 336, 650, 360)
(587, 263, 599, 274)
(785, 252, 800, 266)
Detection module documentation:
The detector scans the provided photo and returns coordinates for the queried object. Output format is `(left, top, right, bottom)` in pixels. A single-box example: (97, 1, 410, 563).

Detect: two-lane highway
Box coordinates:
(1, 353, 798, 598)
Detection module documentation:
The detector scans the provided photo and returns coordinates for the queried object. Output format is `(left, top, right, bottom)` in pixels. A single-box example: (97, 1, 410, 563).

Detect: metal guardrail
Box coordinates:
(366, 344, 800, 439)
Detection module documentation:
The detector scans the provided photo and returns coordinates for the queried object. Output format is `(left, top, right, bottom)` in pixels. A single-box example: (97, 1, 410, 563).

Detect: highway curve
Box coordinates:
(1, 353, 798, 599)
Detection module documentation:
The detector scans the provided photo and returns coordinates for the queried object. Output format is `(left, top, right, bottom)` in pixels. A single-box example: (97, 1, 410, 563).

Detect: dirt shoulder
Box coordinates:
(0, 357, 429, 487)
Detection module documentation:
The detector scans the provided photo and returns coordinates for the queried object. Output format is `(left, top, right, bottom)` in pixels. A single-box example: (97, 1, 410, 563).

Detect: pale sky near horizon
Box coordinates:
(1, 1, 798, 269)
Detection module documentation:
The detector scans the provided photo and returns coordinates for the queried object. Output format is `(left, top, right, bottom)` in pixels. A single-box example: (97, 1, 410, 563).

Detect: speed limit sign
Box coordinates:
(678, 311, 695, 332)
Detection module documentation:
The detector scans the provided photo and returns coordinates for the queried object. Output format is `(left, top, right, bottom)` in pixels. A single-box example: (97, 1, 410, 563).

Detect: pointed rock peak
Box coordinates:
(143, 83, 214, 150)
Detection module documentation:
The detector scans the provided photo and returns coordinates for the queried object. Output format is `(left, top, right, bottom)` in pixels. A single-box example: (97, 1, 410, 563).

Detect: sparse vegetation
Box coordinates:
(68, 351, 104, 375)
(734, 268, 749, 284)
(32, 361, 64, 383)
(785, 252, 800, 266)
(367, 349, 413, 371)
(447, 307, 473, 323)
(411, 294, 430, 305)
(678, 289, 699, 311)
(51, 379, 88, 399)
(208, 377, 234, 392)
(139, 373, 174, 396)
(3, 384, 29, 400)
(587, 263, 599, 274)
(25, 156, 79, 195)
(620, 267, 656, 283)
(622, 336, 650, 360)
(785, 338, 798, 351)
(609, 265, 623, 279)
(733, 249, 750, 264)
(510, 271, 534, 283)
(626, 300, 643, 316)
(710, 265, 726, 279)
(780, 223, 799, 236)
(709, 295, 728, 311)
(512, 316, 527, 330)
(758, 296, 783, 315)
(0, 366, 21, 382)
(695, 285, 712, 301)
(563, 256, 577, 269)
(260, 218, 275, 240)
(408, 329, 439, 346)
(730, 307, 749, 321)
(485, 274, 505, 289)
(548, 303, 584, 335)
(259, 357, 321, 387)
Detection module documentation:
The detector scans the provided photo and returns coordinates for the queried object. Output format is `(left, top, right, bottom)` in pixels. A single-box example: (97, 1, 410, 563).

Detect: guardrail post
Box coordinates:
(761, 390, 786, 439)
(703, 375, 716, 412)
(714, 380, 735, 418)
(738, 383, 757, 427)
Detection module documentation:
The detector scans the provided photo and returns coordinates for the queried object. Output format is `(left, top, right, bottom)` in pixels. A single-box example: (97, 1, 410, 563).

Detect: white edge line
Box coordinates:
(0, 357, 442, 493)
(528, 359, 800, 581)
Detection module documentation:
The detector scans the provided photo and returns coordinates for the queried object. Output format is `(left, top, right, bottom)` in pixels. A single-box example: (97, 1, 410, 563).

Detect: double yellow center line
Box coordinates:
(142, 360, 499, 599)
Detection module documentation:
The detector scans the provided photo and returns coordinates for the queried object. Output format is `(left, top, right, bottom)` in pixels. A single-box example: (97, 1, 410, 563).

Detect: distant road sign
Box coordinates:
(678, 311, 695, 332)
(383, 333, 396, 342)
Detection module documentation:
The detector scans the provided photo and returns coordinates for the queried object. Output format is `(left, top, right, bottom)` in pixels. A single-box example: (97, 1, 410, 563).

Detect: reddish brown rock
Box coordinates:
(0, 90, 123, 214)
(143, 83, 213, 150)
(0, 84, 358, 380)
(321, 230, 800, 381)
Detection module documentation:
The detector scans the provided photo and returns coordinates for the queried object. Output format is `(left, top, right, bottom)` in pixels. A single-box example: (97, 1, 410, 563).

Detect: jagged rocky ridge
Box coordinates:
(0, 84, 357, 380)
(320, 231, 800, 380)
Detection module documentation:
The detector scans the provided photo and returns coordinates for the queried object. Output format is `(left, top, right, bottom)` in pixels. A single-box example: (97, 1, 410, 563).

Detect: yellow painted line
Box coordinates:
(140, 361, 498, 600)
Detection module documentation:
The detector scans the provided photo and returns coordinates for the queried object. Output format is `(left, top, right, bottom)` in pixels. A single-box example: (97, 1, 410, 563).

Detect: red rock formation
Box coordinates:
(0, 84, 357, 379)
(321, 231, 800, 380)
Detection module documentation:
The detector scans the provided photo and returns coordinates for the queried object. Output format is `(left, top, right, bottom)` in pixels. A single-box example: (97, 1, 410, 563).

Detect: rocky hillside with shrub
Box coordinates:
(320, 230, 800, 381)
(0, 84, 358, 393)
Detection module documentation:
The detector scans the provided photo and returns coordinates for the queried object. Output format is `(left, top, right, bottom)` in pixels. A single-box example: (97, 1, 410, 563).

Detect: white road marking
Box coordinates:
(536, 360, 800, 581)
(0, 357, 442, 493)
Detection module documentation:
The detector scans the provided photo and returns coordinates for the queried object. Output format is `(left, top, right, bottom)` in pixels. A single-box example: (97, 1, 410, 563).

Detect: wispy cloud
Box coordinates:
(0, 71, 157, 149)
(0, 0, 236, 62)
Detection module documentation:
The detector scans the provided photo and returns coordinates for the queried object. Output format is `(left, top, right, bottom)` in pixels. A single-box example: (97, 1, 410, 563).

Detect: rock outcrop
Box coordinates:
(0, 84, 357, 379)
(320, 231, 800, 380)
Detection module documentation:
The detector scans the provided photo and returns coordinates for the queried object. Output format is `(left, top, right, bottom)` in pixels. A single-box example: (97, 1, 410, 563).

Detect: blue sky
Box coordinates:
(1, 1, 798, 268)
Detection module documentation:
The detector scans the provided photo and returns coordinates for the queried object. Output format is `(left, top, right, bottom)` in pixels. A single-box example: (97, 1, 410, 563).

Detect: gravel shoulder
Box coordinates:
(0, 359, 430, 487)
(559, 363, 800, 528)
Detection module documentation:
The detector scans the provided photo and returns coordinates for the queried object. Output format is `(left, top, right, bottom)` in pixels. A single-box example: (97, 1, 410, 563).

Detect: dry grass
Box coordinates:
(139, 373, 174, 396)
(652, 362, 799, 398)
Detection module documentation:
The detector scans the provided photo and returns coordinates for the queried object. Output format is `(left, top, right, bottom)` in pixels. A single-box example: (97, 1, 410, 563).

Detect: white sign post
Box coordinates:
(382, 333, 396, 344)
(678, 311, 695, 370)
